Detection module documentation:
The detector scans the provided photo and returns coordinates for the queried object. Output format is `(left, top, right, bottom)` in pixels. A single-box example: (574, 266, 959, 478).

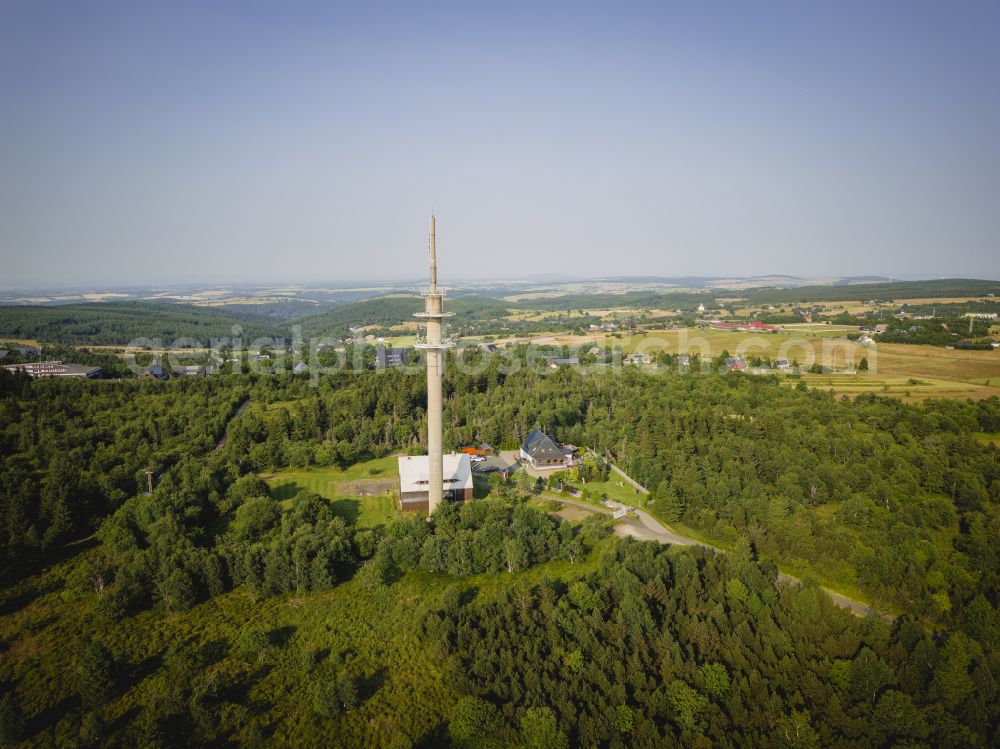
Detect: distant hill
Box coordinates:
(0, 301, 285, 345)
(519, 290, 715, 311)
(745, 278, 1000, 304)
(833, 275, 891, 285)
(294, 295, 513, 336)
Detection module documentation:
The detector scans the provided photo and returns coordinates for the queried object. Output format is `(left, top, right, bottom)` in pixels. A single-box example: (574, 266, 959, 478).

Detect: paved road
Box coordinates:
(551, 495, 879, 619)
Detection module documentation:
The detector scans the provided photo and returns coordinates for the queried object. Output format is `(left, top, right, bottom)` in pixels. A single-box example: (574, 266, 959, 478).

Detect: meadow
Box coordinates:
(262, 458, 401, 528)
(563, 476, 647, 505)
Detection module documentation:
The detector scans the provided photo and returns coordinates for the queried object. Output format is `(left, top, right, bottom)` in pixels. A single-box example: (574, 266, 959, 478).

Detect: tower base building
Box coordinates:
(397, 453, 473, 513)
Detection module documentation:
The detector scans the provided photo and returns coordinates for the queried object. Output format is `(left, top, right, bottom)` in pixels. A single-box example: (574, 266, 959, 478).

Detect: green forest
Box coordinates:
(744, 279, 1000, 305)
(295, 296, 514, 337)
(0, 355, 997, 746)
(0, 295, 578, 347)
(0, 303, 286, 346)
(874, 318, 993, 348)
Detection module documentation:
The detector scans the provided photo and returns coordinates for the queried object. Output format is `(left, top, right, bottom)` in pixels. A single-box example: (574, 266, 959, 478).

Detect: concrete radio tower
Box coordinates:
(414, 216, 453, 515)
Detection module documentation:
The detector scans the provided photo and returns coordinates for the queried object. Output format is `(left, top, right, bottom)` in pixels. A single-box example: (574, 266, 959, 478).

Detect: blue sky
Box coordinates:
(1, 0, 998, 285)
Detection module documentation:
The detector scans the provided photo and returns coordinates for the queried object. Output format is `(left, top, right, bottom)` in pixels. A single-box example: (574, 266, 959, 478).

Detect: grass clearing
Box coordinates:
(263, 457, 398, 486)
(565, 477, 648, 504)
(263, 458, 401, 527)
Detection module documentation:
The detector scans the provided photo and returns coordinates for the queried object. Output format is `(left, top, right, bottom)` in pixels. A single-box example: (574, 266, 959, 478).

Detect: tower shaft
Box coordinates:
(426, 216, 442, 513)
(415, 215, 451, 515)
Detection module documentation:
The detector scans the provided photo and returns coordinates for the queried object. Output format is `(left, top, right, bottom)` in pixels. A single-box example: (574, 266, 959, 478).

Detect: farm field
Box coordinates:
(377, 335, 417, 348)
(735, 295, 998, 316)
(504, 325, 1000, 402)
(616, 325, 856, 356)
(0, 338, 42, 347)
(799, 343, 1000, 401)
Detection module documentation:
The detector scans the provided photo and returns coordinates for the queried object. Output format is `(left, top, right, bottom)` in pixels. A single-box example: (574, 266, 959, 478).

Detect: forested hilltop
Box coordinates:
(0, 362, 997, 746)
(0, 302, 286, 345)
(744, 278, 1000, 304)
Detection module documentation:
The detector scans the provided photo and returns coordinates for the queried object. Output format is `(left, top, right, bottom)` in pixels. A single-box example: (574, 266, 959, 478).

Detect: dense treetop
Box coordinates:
(0, 358, 997, 746)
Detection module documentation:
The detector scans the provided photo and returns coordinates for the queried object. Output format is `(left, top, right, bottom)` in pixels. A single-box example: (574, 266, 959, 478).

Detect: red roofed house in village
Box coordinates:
(744, 320, 779, 332)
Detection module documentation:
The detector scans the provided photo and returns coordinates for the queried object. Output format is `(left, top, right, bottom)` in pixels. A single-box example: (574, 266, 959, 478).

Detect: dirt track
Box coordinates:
(551, 496, 881, 619)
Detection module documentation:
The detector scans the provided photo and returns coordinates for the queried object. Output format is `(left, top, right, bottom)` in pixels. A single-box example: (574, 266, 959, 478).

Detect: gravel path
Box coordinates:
(551, 496, 879, 619)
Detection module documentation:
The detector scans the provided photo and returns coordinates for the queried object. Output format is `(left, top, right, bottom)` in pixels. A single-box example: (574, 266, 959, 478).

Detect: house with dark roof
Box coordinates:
(141, 364, 169, 381)
(172, 364, 211, 377)
(375, 345, 409, 369)
(546, 357, 579, 368)
(519, 429, 574, 469)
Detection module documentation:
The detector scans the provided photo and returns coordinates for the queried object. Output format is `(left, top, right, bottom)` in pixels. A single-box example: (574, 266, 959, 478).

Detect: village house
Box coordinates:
(172, 364, 211, 377)
(546, 357, 579, 368)
(141, 364, 169, 381)
(519, 429, 575, 469)
(375, 345, 409, 369)
(4, 361, 102, 378)
(743, 320, 779, 332)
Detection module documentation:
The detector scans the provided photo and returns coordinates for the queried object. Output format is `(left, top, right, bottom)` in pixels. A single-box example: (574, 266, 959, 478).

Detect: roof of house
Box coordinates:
(292, 361, 309, 372)
(3, 361, 101, 377)
(397, 453, 473, 494)
(59, 363, 102, 376)
(146, 364, 168, 378)
(376, 345, 408, 367)
(520, 429, 565, 463)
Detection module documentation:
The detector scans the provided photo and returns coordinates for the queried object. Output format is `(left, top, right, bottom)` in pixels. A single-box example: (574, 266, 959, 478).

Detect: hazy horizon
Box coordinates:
(3, 0, 999, 285)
